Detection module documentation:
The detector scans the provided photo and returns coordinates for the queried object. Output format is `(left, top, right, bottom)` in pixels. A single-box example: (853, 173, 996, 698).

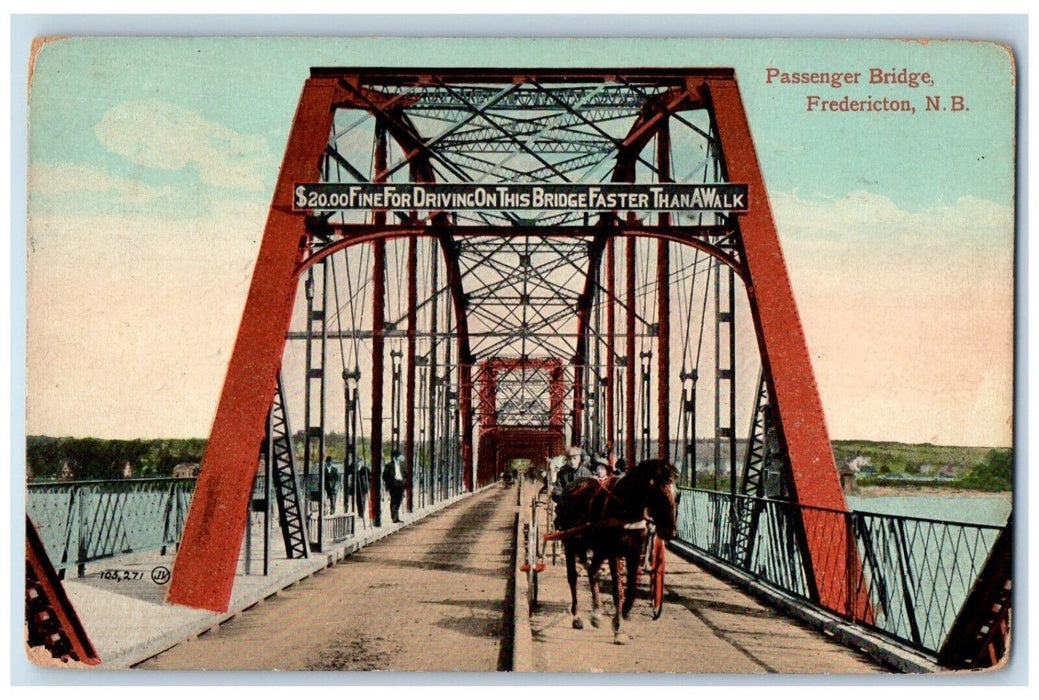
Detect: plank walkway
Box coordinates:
(136, 485, 516, 671)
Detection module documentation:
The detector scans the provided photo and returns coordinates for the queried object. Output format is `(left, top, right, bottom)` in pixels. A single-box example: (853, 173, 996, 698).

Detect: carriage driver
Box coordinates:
(551, 445, 594, 502)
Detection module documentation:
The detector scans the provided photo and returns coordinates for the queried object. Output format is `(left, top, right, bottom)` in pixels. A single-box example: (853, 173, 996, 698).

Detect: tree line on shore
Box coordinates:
(26, 435, 207, 481)
(25, 433, 1013, 491)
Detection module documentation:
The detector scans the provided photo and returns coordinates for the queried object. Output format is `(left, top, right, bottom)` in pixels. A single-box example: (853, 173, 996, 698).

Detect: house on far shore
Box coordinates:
(172, 462, 201, 478)
(839, 460, 860, 495)
(848, 455, 874, 474)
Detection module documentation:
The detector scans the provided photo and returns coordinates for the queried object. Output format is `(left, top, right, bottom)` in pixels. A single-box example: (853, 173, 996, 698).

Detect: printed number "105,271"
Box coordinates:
(100, 569, 144, 582)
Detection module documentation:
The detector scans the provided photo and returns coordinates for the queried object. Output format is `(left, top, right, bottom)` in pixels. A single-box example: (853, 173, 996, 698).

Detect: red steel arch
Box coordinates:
(168, 68, 862, 619)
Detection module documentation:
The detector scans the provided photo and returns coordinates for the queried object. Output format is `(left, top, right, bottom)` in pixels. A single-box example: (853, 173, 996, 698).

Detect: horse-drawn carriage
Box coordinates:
(524, 458, 677, 644)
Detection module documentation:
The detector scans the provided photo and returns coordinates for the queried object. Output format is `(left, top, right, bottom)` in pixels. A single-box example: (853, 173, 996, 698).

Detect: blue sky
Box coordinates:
(24, 36, 1017, 446)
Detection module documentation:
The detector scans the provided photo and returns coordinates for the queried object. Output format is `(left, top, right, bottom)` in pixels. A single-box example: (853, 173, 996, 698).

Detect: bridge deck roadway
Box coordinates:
(528, 536, 887, 674)
(48, 483, 903, 673)
(522, 482, 888, 675)
(136, 485, 516, 671)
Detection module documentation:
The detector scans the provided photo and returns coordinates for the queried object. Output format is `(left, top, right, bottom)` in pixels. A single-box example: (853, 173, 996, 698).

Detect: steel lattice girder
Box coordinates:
(477, 357, 566, 429)
(168, 68, 859, 616)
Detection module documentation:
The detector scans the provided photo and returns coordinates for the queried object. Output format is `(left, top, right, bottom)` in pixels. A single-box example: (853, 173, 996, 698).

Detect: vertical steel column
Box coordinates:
(590, 218, 602, 451)
(369, 122, 387, 527)
(571, 233, 609, 449)
(390, 349, 403, 451)
(344, 369, 359, 516)
(303, 259, 329, 550)
(263, 417, 272, 576)
(460, 363, 474, 491)
(713, 259, 736, 492)
(624, 230, 637, 470)
(405, 236, 418, 512)
(605, 237, 616, 455)
(639, 350, 652, 461)
(441, 295, 453, 502)
(432, 212, 473, 493)
(681, 371, 697, 487)
(656, 123, 672, 462)
(427, 242, 439, 505)
(168, 78, 340, 612)
(303, 269, 315, 512)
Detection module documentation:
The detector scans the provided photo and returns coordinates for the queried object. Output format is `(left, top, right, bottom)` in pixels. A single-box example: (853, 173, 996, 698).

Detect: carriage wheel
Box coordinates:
(650, 534, 666, 620)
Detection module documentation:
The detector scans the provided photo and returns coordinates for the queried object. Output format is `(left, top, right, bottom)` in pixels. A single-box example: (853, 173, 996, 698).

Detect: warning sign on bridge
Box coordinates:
(293, 183, 749, 213)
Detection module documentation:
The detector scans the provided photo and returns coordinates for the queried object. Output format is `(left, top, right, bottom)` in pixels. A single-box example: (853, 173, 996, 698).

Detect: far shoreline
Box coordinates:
(851, 485, 1012, 498)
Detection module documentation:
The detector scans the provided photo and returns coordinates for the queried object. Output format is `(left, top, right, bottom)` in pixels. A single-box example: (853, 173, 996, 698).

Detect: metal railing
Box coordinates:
(26, 478, 196, 578)
(307, 514, 355, 543)
(676, 487, 1004, 656)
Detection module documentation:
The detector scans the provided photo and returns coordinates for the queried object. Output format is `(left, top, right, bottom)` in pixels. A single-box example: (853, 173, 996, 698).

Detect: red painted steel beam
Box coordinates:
(167, 79, 341, 612)
(620, 86, 703, 157)
(625, 229, 637, 470)
(478, 357, 565, 433)
(369, 123, 388, 526)
(311, 223, 735, 240)
(460, 363, 474, 491)
(657, 122, 672, 461)
(571, 229, 610, 447)
(302, 225, 743, 288)
(26, 516, 100, 665)
(604, 88, 688, 461)
(605, 237, 616, 452)
(312, 67, 738, 84)
(337, 88, 476, 407)
(370, 240, 386, 524)
(705, 76, 866, 617)
(549, 361, 565, 428)
(478, 361, 498, 430)
(405, 235, 418, 513)
(372, 110, 475, 494)
(429, 213, 475, 492)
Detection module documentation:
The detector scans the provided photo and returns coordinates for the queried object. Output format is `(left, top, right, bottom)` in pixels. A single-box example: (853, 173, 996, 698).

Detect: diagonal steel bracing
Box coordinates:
(169, 68, 856, 620)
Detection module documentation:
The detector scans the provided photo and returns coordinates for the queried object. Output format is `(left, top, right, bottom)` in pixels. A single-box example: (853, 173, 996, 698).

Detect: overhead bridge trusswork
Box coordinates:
(168, 68, 864, 618)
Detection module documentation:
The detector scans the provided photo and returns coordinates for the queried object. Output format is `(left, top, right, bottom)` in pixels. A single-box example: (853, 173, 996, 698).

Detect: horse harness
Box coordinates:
(545, 477, 648, 541)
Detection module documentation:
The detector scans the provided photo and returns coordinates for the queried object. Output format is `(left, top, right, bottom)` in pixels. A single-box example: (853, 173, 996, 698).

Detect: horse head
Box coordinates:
(637, 459, 678, 541)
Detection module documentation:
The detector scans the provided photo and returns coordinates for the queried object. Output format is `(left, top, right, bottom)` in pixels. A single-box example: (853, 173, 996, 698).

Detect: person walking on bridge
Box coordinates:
(384, 448, 406, 524)
(324, 456, 340, 515)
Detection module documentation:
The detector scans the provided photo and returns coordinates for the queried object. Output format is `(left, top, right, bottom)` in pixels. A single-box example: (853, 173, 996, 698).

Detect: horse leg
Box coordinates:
(586, 552, 605, 628)
(607, 556, 629, 644)
(565, 544, 584, 630)
(622, 542, 641, 620)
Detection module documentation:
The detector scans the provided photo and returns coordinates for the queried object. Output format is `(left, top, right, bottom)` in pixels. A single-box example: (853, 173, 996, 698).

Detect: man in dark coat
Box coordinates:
(383, 448, 406, 524)
(324, 456, 340, 514)
(551, 445, 594, 503)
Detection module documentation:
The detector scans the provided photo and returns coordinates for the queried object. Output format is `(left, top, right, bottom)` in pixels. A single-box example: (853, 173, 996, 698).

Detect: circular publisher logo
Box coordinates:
(151, 566, 171, 585)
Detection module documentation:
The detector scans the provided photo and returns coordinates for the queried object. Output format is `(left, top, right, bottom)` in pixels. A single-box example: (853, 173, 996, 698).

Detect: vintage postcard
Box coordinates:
(22, 35, 1016, 675)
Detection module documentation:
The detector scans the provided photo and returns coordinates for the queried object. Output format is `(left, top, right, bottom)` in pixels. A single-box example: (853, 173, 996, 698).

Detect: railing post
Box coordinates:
(845, 511, 855, 619)
(161, 479, 176, 556)
(76, 486, 88, 578)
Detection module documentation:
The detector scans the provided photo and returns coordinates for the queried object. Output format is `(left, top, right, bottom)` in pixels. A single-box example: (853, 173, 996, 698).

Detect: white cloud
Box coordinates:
(772, 189, 1013, 250)
(770, 189, 1015, 447)
(29, 161, 173, 203)
(94, 99, 273, 192)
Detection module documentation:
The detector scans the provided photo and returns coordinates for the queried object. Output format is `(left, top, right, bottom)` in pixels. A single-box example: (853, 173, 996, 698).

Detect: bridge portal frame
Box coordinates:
(167, 68, 863, 618)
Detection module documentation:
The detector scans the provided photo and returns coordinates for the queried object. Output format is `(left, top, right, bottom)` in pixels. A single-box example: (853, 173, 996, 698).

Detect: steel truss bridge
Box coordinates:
(27, 68, 1005, 670)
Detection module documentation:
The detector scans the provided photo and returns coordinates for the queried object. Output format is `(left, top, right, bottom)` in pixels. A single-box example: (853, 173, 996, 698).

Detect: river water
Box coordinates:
(846, 493, 1013, 527)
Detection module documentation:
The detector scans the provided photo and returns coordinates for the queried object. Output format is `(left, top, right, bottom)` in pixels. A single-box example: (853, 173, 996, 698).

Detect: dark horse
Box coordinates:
(551, 458, 677, 644)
